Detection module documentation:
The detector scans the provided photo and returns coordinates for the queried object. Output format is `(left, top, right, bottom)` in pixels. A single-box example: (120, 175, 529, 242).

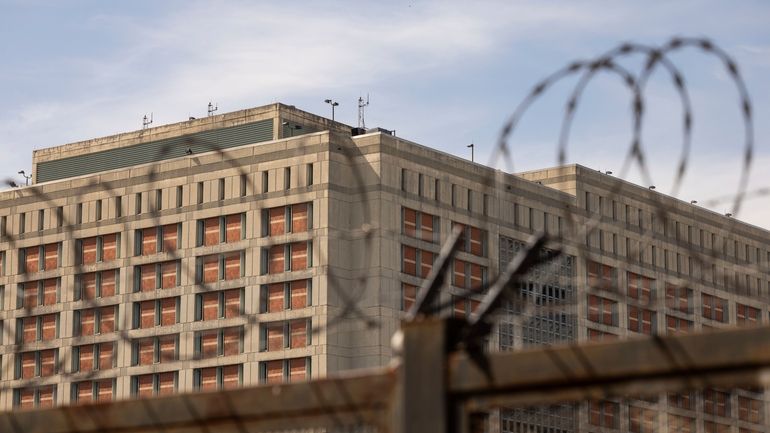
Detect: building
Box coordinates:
(0, 103, 767, 432)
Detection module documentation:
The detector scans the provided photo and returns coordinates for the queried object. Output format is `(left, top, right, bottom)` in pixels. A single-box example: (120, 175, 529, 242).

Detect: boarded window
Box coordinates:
(291, 204, 309, 232)
(225, 214, 242, 242)
(102, 234, 118, 261)
(290, 242, 308, 270)
(269, 245, 285, 274)
(268, 283, 285, 312)
(290, 280, 309, 309)
(224, 252, 242, 280)
(269, 208, 286, 236)
(161, 261, 177, 289)
(142, 228, 157, 255)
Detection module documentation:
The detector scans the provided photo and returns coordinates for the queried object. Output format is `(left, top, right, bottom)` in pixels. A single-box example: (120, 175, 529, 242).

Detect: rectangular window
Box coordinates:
(14, 349, 58, 379)
(402, 208, 440, 243)
(195, 288, 243, 320)
(627, 272, 655, 305)
(665, 315, 693, 335)
(72, 342, 115, 372)
(702, 293, 728, 322)
(665, 284, 692, 314)
(703, 388, 730, 417)
(176, 185, 183, 208)
(131, 372, 178, 398)
(194, 365, 243, 391)
(260, 280, 311, 313)
(218, 178, 225, 201)
(284, 167, 291, 190)
(737, 303, 761, 326)
(587, 260, 616, 291)
(453, 222, 487, 256)
(628, 306, 655, 334)
(738, 395, 763, 424)
(131, 335, 178, 365)
(434, 179, 440, 201)
(76, 204, 83, 224)
(16, 314, 59, 343)
(194, 327, 243, 359)
(37, 209, 44, 231)
(72, 379, 114, 404)
(132, 298, 178, 329)
(306, 163, 314, 186)
(155, 189, 163, 211)
(587, 295, 617, 326)
(95, 200, 102, 221)
(588, 400, 619, 428)
(259, 357, 310, 384)
(628, 406, 656, 433)
(56, 207, 63, 227)
(115, 196, 122, 218)
(75, 306, 117, 336)
(262, 171, 269, 193)
(13, 385, 57, 409)
(197, 182, 204, 204)
(135, 193, 142, 215)
(452, 259, 487, 291)
(196, 252, 245, 282)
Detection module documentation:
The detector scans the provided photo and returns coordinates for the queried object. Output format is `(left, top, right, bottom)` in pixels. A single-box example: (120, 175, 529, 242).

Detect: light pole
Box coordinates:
(18, 170, 31, 186)
(467, 143, 474, 162)
(324, 99, 339, 121)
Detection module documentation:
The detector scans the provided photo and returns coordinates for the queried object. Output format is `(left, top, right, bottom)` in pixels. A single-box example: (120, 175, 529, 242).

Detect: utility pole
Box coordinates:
(324, 99, 339, 121)
(467, 143, 475, 162)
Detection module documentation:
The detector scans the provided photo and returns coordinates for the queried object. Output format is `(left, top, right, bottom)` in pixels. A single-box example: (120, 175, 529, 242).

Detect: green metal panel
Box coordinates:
(36, 119, 274, 183)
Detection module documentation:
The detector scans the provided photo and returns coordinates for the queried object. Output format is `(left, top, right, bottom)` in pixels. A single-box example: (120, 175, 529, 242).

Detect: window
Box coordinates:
(587, 328, 617, 341)
(702, 293, 728, 322)
(261, 242, 311, 275)
(260, 279, 311, 313)
(19, 243, 61, 273)
(15, 349, 58, 378)
(16, 314, 58, 343)
(72, 342, 115, 372)
(260, 357, 309, 384)
(197, 214, 246, 246)
(262, 171, 269, 193)
(665, 315, 692, 335)
(194, 327, 243, 358)
(628, 406, 656, 433)
(135, 193, 142, 215)
(194, 365, 242, 391)
(668, 414, 694, 433)
(132, 298, 178, 329)
(76, 204, 83, 224)
(78, 233, 120, 264)
(587, 295, 617, 326)
(13, 385, 56, 409)
(74, 306, 117, 336)
(306, 163, 314, 186)
(195, 288, 244, 320)
(263, 203, 312, 236)
(197, 252, 246, 282)
(627, 272, 655, 305)
(197, 181, 204, 204)
(452, 259, 487, 291)
(115, 196, 122, 218)
(628, 306, 655, 334)
(131, 335, 178, 365)
(218, 178, 225, 201)
(434, 179, 440, 201)
(37, 209, 44, 231)
(452, 296, 481, 319)
(284, 167, 291, 190)
(71, 379, 114, 404)
(738, 396, 764, 424)
(451, 184, 456, 206)
(133, 261, 179, 292)
(131, 372, 177, 398)
(665, 284, 692, 314)
(668, 392, 695, 410)
(737, 303, 761, 326)
(17, 278, 60, 308)
(453, 222, 487, 256)
(588, 400, 619, 428)
(260, 319, 311, 351)
(402, 283, 417, 311)
(401, 169, 406, 192)
(586, 260, 616, 291)
(95, 200, 102, 221)
(176, 185, 183, 208)
(135, 224, 180, 255)
(56, 207, 63, 227)
(467, 189, 473, 211)
(703, 388, 730, 417)
(155, 189, 162, 210)
(402, 208, 439, 243)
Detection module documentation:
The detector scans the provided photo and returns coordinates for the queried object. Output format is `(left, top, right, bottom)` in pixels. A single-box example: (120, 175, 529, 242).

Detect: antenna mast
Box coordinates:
(208, 102, 218, 117)
(357, 94, 370, 129)
(142, 113, 153, 129)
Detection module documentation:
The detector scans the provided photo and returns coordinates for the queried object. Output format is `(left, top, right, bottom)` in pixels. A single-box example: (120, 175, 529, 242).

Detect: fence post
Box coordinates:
(392, 318, 449, 433)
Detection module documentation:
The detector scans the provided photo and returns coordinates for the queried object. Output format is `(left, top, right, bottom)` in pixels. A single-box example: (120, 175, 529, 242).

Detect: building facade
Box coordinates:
(0, 103, 767, 432)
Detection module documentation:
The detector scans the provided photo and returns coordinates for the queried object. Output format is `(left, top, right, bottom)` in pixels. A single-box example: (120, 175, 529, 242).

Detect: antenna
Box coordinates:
(208, 102, 218, 117)
(357, 94, 370, 129)
(142, 113, 153, 129)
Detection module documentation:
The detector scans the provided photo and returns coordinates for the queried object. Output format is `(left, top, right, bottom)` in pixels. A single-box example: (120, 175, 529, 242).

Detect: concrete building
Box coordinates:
(0, 103, 767, 433)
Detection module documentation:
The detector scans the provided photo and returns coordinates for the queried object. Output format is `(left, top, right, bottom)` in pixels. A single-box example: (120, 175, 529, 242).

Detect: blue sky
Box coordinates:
(1, 0, 769, 227)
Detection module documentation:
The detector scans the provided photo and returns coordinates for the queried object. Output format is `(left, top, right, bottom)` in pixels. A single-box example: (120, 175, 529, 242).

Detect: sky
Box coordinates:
(0, 0, 768, 228)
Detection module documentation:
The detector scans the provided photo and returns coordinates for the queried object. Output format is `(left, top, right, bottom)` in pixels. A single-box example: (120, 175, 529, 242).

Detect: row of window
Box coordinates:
(12, 356, 311, 408)
(1, 165, 316, 236)
(589, 390, 764, 430)
(13, 281, 312, 344)
(401, 208, 487, 256)
(400, 170, 490, 216)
